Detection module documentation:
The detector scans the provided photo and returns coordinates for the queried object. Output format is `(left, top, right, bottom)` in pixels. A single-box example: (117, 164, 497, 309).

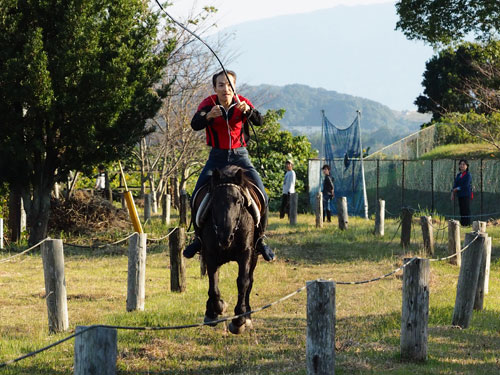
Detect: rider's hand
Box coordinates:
(206, 105, 222, 120)
(237, 101, 250, 115)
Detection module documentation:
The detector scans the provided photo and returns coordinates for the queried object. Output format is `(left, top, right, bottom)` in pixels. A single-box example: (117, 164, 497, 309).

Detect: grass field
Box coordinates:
(420, 143, 499, 160)
(0, 212, 499, 374)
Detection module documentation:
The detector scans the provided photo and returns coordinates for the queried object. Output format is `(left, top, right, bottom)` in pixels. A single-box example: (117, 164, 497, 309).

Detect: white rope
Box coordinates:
(0, 238, 50, 264)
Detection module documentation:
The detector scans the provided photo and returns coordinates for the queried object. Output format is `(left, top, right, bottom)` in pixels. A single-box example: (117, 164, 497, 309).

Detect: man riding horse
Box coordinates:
(183, 70, 275, 262)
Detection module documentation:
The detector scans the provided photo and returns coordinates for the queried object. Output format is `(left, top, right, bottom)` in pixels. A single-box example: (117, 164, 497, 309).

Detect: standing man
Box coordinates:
(322, 164, 335, 222)
(280, 160, 296, 219)
(183, 70, 275, 261)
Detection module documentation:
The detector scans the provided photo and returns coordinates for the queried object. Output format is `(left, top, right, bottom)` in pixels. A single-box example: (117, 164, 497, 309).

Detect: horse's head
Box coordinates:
(210, 167, 249, 249)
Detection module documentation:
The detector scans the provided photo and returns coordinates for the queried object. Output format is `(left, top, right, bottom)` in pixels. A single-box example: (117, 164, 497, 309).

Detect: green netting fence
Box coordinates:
(310, 158, 500, 220)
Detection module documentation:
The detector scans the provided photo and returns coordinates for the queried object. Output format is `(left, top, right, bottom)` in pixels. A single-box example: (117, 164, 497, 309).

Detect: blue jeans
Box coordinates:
(193, 147, 268, 204)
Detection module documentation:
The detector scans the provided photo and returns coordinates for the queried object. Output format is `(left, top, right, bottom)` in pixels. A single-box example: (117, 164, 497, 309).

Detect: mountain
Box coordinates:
(217, 3, 434, 111)
(240, 83, 431, 150)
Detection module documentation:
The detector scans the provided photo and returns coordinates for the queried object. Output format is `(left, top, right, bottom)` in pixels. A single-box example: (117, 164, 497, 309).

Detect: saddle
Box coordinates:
(192, 182, 266, 229)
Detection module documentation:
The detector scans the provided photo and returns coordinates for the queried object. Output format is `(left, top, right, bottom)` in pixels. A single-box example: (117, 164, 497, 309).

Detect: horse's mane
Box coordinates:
(212, 165, 251, 190)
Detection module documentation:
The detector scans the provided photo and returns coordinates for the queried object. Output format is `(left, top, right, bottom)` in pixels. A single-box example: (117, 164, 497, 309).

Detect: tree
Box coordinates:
(395, 0, 500, 46)
(0, 0, 174, 244)
(440, 111, 500, 150)
(415, 41, 500, 120)
(246, 109, 317, 206)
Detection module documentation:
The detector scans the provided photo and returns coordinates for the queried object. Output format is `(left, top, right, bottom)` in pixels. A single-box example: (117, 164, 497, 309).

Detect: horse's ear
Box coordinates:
(235, 168, 244, 185)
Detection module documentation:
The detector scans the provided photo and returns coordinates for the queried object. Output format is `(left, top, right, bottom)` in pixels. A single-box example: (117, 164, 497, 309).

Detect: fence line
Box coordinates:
(0, 228, 181, 264)
(0, 232, 481, 368)
(0, 238, 49, 264)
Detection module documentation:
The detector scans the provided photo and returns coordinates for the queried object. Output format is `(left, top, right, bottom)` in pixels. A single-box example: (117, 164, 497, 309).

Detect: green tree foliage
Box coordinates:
(438, 111, 500, 150)
(0, 0, 174, 243)
(247, 109, 317, 204)
(395, 0, 500, 46)
(416, 41, 500, 120)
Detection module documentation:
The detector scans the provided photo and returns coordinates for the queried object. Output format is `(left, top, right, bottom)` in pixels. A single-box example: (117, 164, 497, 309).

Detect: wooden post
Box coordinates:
(474, 234, 490, 311)
(315, 192, 323, 228)
(336, 197, 348, 231)
(400, 208, 412, 249)
(401, 258, 429, 362)
(452, 232, 486, 328)
(169, 227, 186, 292)
(420, 216, 434, 256)
(375, 199, 385, 236)
(126, 233, 147, 312)
(121, 192, 126, 210)
(179, 190, 188, 227)
(472, 221, 486, 233)
(306, 280, 335, 375)
(144, 193, 151, 222)
(74, 326, 117, 375)
(448, 220, 461, 266)
(41, 239, 69, 333)
(289, 192, 298, 225)
(0, 218, 3, 249)
(484, 235, 491, 295)
(162, 193, 171, 225)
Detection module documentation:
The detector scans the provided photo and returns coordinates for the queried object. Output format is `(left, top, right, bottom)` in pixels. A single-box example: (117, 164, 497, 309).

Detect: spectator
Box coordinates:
(321, 164, 335, 222)
(451, 159, 472, 226)
(280, 160, 296, 219)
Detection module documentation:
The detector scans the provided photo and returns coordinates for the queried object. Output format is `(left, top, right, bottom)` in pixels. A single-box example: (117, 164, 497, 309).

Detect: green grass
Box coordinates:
(420, 143, 500, 160)
(1, 213, 499, 374)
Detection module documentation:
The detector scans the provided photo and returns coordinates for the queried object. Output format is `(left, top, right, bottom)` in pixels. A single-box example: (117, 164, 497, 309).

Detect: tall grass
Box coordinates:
(0, 213, 499, 374)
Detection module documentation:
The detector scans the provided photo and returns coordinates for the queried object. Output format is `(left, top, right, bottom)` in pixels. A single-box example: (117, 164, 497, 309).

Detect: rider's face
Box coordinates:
(214, 74, 236, 104)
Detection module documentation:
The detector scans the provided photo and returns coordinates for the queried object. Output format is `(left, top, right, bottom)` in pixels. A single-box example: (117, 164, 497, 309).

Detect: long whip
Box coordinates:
(154, 1, 266, 176)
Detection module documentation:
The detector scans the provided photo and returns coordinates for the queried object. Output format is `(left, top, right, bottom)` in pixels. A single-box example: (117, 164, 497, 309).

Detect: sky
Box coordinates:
(163, 0, 432, 111)
(168, 0, 396, 30)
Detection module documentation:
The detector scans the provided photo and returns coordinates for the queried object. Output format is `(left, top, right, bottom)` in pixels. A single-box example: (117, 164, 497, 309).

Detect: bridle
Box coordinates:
(211, 183, 246, 244)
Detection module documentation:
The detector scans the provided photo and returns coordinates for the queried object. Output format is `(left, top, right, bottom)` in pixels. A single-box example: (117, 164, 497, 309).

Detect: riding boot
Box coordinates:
(183, 236, 202, 258)
(255, 206, 275, 262)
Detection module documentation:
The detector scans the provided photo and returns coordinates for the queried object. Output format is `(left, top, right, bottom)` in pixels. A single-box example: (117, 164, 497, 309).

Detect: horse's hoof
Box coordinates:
(228, 322, 246, 334)
(245, 319, 253, 329)
(204, 315, 219, 327)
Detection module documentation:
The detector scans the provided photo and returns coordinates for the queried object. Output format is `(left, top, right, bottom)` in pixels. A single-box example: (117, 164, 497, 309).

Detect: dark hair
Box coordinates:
(458, 159, 469, 170)
(322, 164, 330, 171)
(98, 164, 105, 171)
(212, 70, 237, 87)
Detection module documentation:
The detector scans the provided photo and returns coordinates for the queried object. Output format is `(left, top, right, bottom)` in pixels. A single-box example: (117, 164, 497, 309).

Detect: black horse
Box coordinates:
(199, 165, 261, 334)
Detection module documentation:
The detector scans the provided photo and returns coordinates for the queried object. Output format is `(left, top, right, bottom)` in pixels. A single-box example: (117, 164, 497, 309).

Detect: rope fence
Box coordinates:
(0, 238, 49, 264)
(0, 231, 482, 368)
(0, 227, 182, 263)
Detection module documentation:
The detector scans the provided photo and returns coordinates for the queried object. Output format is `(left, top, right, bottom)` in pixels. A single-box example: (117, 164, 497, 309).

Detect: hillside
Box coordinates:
(218, 3, 433, 111)
(240, 83, 431, 150)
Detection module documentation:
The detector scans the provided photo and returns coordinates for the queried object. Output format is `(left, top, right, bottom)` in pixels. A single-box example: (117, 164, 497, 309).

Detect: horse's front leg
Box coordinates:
(204, 261, 227, 326)
(229, 249, 254, 334)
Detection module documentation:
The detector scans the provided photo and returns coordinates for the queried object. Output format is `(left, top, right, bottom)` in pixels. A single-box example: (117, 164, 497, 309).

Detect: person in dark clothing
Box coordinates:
(451, 159, 472, 226)
(322, 165, 335, 222)
(183, 70, 275, 262)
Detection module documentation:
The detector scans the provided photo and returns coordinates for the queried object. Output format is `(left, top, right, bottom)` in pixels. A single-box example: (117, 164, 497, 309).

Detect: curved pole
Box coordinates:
(154, 0, 240, 104)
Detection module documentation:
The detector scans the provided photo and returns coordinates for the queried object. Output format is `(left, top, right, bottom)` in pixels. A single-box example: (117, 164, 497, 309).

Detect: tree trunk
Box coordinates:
(28, 178, 54, 246)
(8, 184, 23, 242)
